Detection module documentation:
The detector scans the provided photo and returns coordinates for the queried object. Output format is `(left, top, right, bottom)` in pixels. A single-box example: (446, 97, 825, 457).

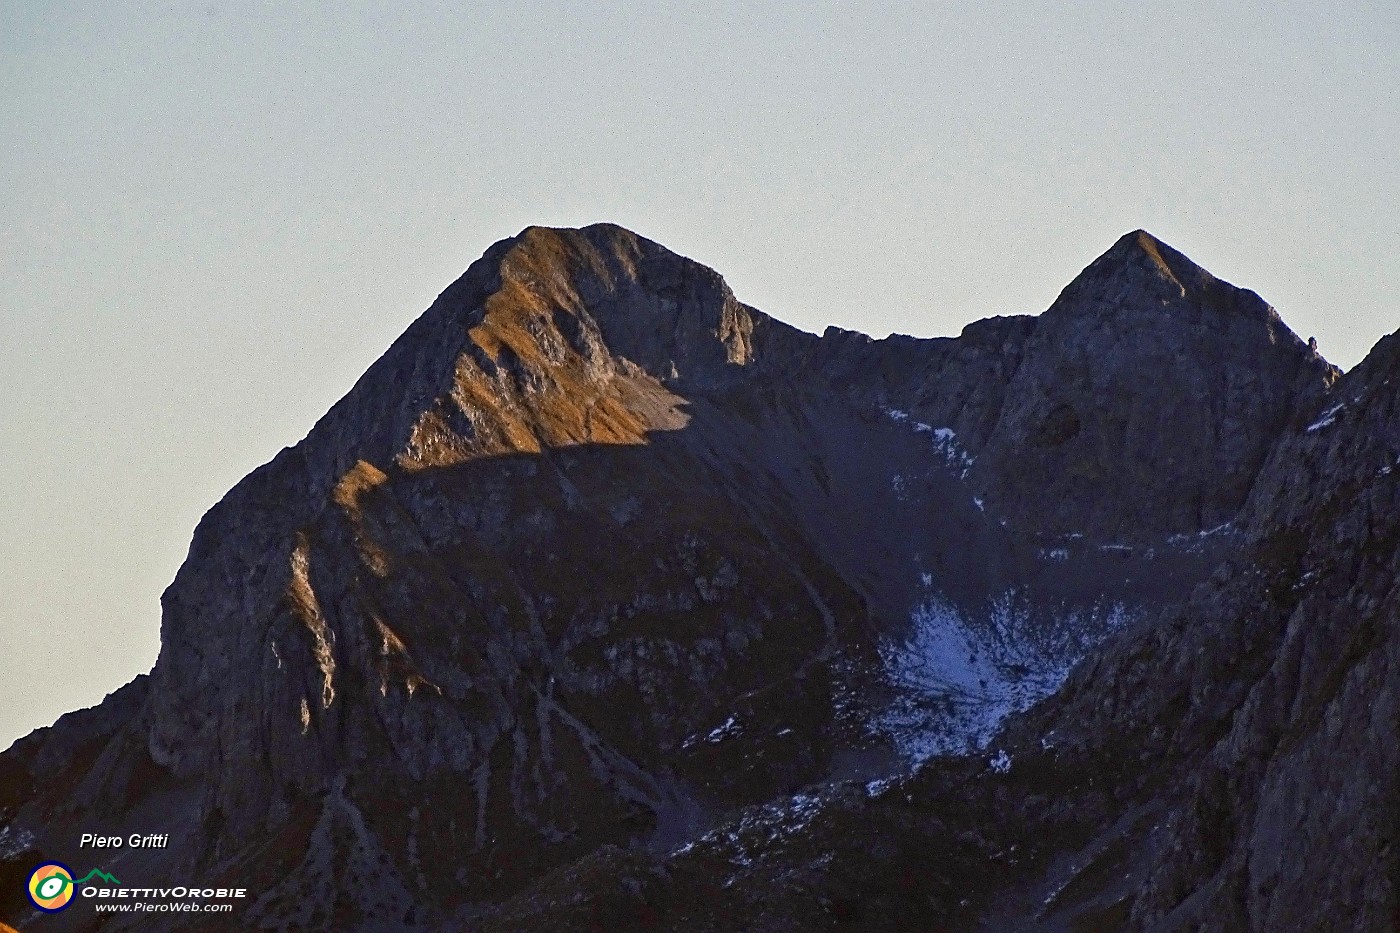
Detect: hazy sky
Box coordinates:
(2, 0, 1396, 748)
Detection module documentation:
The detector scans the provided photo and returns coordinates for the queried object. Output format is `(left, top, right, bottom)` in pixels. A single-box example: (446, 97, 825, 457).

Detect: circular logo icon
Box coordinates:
(27, 862, 76, 912)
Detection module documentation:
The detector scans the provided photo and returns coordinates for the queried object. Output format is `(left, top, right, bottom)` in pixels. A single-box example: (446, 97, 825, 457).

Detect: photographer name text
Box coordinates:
(80, 832, 170, 849)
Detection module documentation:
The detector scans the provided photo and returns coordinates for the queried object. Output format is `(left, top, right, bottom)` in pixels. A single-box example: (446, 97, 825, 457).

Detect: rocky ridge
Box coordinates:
(0, 223, 1356, 931)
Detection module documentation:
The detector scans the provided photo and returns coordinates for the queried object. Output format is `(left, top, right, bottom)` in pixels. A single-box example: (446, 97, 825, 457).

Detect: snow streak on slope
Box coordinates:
(877, 591, 1131, 765)
(884, 408, 975, 478)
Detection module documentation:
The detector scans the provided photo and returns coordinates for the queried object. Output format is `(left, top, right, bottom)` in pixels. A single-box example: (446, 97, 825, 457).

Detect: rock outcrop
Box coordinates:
(971, 230, 1330, 542)
(0, 224, 1353, 931)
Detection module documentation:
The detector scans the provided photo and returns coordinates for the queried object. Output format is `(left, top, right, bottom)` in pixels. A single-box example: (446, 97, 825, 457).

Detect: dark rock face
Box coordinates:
(0, 223, 1362, 931)
(971, 231, 1332, 542)
(480, 314, 1400, 933)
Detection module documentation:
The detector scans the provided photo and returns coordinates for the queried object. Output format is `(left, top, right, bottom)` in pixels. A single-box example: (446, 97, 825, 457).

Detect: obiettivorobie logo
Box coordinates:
(23, 859, 248, 917)
(26, 862, 121, 913)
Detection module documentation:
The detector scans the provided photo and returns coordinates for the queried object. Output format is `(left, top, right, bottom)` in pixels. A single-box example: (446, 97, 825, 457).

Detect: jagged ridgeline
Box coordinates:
(8, 223, 1390, 931)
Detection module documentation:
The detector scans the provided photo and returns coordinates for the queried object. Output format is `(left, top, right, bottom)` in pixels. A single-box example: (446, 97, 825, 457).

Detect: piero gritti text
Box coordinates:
(80, 832, 170, 849)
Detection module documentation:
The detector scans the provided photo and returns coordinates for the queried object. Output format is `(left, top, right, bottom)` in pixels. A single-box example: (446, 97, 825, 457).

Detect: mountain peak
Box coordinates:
(485, 223, 766, 387)
(1105, 228, 1208, 292)
(1048, 229, 1295, 335)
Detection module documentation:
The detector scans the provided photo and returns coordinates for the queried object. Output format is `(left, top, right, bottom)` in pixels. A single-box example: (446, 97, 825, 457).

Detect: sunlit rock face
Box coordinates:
(0, 224, 1342, 931)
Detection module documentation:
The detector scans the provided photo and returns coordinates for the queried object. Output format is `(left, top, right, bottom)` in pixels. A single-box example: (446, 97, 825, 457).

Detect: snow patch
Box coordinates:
(876, 591, 1132, 765)
(706, 715, 741, 744)
(879, 406, 980, 476)
(0, 826, 35, 859)
(681, 714, 743, 749)
(687, 790, 832, 871)
(1167, 521, 1234, 548)
(865, 777, 895, 797)
(883, 408, 975, 478)
(1306, 402, 1346, 433)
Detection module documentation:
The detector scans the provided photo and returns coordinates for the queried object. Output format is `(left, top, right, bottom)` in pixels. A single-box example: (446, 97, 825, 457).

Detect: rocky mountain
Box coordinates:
(487, 307, 1400, 933)
(1, 222, 1372, 931)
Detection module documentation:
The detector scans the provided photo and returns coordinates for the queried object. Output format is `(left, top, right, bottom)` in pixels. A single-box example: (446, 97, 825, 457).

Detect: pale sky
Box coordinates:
(2, 1, 1396, 749)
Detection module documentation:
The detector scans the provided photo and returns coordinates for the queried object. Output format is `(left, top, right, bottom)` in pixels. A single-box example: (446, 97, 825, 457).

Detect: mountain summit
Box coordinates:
(2, 225, 1374, 931)
(1067, 228, 1279, 318)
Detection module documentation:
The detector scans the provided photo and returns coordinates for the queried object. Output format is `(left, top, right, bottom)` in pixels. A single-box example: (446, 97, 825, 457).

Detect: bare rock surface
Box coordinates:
(481, 298, 1398, 933)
